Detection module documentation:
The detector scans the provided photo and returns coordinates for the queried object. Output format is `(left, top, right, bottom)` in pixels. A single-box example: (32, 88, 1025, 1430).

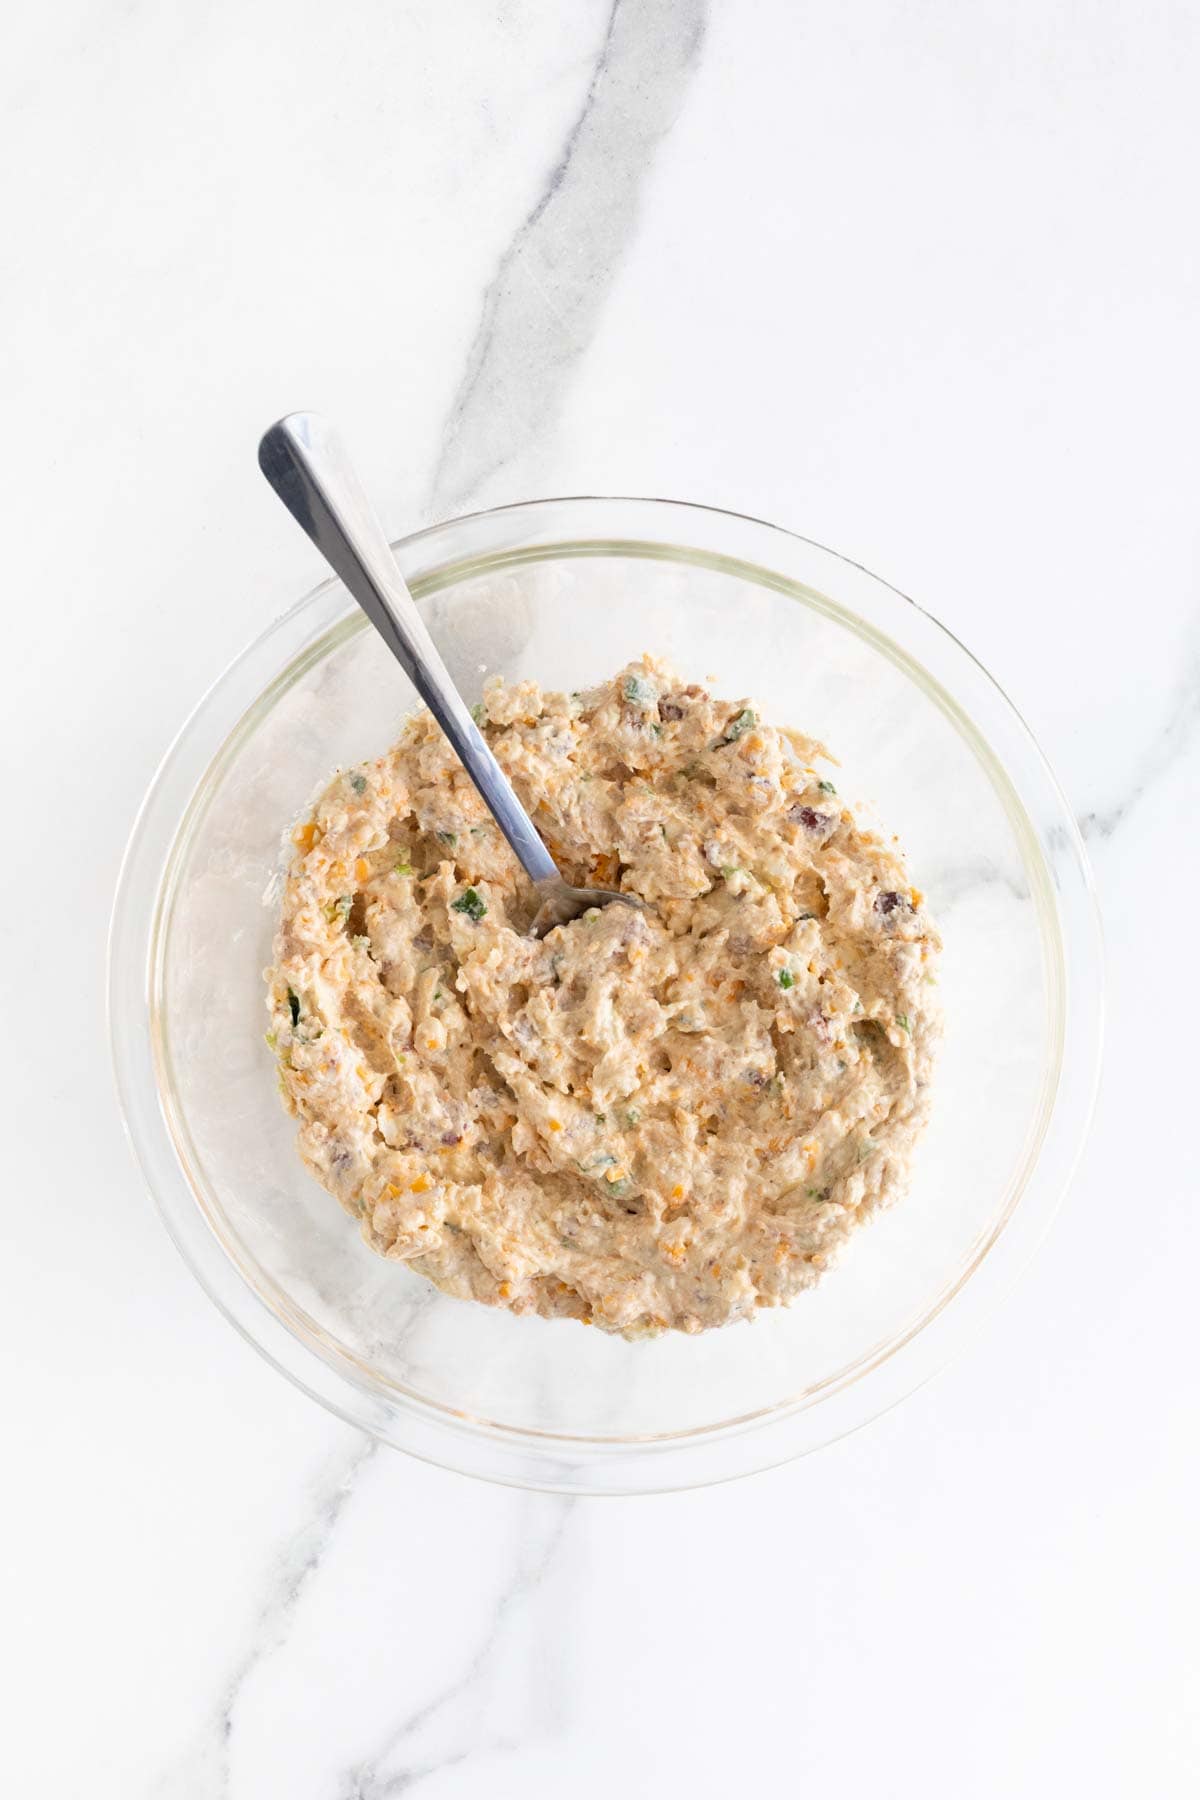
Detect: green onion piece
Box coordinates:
(451, 887, 487, 922)
(818, 779, 837, 795)
(349, 772, 367, 794)
(777, 969, 795, 990)
(287, 989, 300, 1028)
(724, 707, 756, 742)
(623, 674, 656, 705)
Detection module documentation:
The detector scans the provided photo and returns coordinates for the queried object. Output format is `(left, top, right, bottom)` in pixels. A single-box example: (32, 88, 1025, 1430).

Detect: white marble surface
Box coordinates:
(4, 2, 1199, 1793)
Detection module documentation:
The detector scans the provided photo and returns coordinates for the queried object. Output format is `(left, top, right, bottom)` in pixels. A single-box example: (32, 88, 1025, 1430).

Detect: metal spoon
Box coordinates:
(258, 412, 644, 936)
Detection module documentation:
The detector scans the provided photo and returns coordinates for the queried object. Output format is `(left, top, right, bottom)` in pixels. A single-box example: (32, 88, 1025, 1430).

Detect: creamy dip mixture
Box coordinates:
(266, 658, 941, 1336)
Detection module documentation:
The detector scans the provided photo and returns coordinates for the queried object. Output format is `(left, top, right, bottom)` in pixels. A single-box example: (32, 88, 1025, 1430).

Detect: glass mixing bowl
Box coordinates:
(109, 497, 1102, 1493)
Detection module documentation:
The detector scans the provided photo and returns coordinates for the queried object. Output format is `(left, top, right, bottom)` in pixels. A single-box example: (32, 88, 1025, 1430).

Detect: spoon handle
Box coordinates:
(258, 413, 559, 887)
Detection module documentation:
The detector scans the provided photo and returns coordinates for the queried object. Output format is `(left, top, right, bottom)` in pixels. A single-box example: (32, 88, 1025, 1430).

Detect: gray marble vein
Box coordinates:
(1078, 640, 1200, 843)
(925, 853, 1031, 908)
(429, 0, 708, 516)
(152, 1433, 377, 1799)
(334, 1496, 577, 1797)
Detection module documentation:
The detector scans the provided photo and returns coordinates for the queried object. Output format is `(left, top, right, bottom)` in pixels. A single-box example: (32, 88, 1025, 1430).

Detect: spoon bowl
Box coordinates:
(530, 879, 648, 937)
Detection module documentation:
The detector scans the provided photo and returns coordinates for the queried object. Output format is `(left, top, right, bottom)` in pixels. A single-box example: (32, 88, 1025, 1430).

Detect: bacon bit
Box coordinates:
(292, 821, 319, 852)
(548, 1118, 563, 1132)
(410, 1173, 432, 1194)
(355, 857, 370, 884)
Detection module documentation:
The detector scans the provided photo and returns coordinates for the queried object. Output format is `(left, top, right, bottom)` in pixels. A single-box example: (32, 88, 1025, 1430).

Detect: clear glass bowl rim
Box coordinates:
(108, 495, 1104, 1494)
